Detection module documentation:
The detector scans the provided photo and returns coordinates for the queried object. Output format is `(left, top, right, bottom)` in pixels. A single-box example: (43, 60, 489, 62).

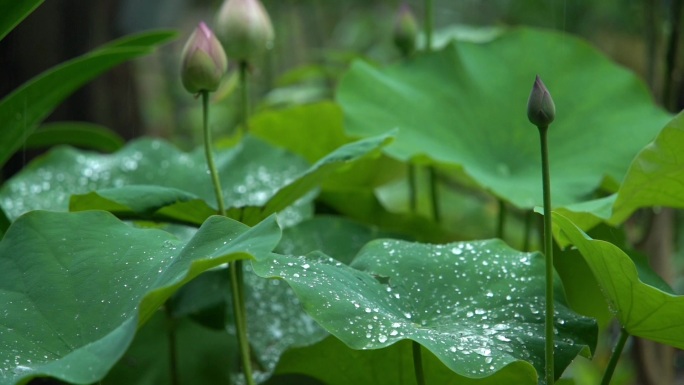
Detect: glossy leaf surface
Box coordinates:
(0, 211, 281, 385)
(338, 27, 670, 209)
(252, 239, 596, 382)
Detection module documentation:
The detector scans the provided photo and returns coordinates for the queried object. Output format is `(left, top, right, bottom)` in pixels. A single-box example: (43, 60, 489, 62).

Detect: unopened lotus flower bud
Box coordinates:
(216, 0, 275, 62)
(393, 3, 418, 57)
(181, 22, 228, 93)
(527, 75, 556, 128)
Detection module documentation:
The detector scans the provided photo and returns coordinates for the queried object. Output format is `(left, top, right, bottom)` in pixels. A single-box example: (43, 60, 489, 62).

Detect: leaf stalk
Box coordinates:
(538, 125, 554, 384)
(600, 328, 630, 385)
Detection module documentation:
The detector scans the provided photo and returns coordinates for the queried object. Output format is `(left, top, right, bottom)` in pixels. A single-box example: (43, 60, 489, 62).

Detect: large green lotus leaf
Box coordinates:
(273, 336, 536, 385)
(553, 212, 684, 348)
(547, 195, 615, 246)
(320, 190, 453, 243)
(250, 102, 404, 190)
(70, 186, 216, 226)
(251, 102, 350, 164)
(612, 111, 684, 223)
(276, 215, 398, 265)
(102, 311, 236, 385)
(235, 132, 393, 226)
(0, 136, 311, 227)
(170, 265, 328, 382)
(240, 265, 328, 381)
(0, 0, 43, 41)
(337, 27, 671, 209)
(0, 30, 176, 167)
(0, 210, 281, 385)
(252, 240, 597, 382)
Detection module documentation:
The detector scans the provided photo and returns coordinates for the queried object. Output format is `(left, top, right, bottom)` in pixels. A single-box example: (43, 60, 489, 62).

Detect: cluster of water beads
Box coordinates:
(0, 137, 310, 224)
(257, 238, 591, 378)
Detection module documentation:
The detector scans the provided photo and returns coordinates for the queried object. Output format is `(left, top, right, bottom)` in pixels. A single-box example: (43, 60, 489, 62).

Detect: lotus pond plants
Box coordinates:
(0, 1, 683, 385)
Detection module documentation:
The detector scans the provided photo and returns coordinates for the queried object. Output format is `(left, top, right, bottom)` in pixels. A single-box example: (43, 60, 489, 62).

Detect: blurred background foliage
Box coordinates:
(0, 0, 670, 150)
(1, 1, 683, 384)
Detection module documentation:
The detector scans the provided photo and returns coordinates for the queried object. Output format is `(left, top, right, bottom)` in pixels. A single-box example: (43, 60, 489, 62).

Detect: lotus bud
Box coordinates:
(527, 75, 556, 128)
(393, 3, 418, 57)
(181, 22, 228, 93)
(216, 0, 275, 62)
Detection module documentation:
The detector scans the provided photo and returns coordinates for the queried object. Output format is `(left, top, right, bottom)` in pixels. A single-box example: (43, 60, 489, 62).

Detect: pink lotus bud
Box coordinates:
(216, 0, 275, 62)
(527, 75, 556, 128)
(180, 22, 228, 93)
(393, 3, 418, 57)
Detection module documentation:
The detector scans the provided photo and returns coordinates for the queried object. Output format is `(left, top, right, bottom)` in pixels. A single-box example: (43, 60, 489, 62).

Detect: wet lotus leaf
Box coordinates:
(1, 133, 390, 228)
(170, 265, 328, 383)
(70, 186, 216, 226)
(0, 135, 311, 227)
(273, 336, 536, 385)
(170, 215, 398, 379)
(252, 239, 597, 382)
(0, 211, 281, 385)
(337, 27, 671, 210)
(553, 212, 684, 348)
(276, 215, 399, 265)
(233, 132, 393, 226)
(239, 265, 328, 382)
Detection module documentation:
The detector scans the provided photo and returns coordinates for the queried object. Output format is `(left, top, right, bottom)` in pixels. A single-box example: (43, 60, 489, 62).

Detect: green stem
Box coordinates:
(538, 125, 554, 384)
(412, 341, 426, 385)
(496, 199, 506, 240)
(428, 166, 440, 223)
(424, 0, 433, 52)
(239, 61, 250, 134)
(201, 91, 254, 385)
(600, 328, 630, 385)
(229, 261, 254, 385)
(231, 59, 256, 385)
(165, 305, 179, 385)
(202, 91, 226, 216)
(409, 163, 418, 213)
(523, 210, 533, 252)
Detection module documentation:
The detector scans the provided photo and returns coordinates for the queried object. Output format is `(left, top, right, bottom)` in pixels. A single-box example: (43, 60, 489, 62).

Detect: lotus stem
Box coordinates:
(497, 199, 506, 240)
(424, 0, 433, 52)
(202, 91, 226, 217)
(600, 328, 630, 385)
(539, 125, 554, 385)
(428, 166, 440, 223)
